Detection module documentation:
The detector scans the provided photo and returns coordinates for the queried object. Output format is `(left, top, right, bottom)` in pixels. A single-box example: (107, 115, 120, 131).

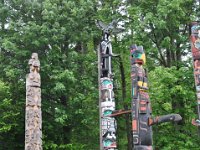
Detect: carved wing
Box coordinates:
(96, 19, 124, 34)
(109, 19, 119, 28)
(96, 20, 108, 30)
(112, 28, 124, 34)
(109, 19, 124, 34)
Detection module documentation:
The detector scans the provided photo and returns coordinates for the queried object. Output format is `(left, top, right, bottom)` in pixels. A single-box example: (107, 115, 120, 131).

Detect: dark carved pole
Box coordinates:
(130, 45, 153, 150)
(190, 22, 200, 130)
(25, 53, 42, 150)
(130, 45, 182, 149)
(96, 20, 120, 150)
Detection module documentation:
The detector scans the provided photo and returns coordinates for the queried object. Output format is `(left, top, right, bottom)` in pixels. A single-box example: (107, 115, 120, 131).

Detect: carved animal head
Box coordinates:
(130, 44, 146, 65)
(29, 53, 40, 72)
(191, 23, 200, 38)
(32, 53, 38, 59)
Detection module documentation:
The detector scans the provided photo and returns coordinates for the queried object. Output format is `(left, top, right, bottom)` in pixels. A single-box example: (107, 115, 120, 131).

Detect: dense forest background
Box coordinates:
(0, 0, 200, 149)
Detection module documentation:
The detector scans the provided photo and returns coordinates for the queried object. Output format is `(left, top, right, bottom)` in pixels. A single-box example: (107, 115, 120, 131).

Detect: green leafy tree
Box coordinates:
(0, 0, 200, 149)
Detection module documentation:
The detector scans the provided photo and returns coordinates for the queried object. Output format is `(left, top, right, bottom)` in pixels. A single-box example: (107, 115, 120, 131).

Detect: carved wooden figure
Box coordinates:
(96, 20, 121, 150)
(25, 53, 42, 150)
(190, 22, 200, 127)
(130, 45, 182, 150)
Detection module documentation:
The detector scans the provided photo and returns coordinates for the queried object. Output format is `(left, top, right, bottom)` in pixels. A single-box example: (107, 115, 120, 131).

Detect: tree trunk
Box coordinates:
(119, 56, 133, 150)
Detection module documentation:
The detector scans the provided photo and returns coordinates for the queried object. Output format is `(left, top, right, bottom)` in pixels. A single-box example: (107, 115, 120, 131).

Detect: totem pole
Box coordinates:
(130, 45, 152, 149)
(25, 53, 42, 150)
(130, 45, 182, 149)
(96, 20, 182, 150)
(96, 20, 121, 150)
(190, 22, 200, 127)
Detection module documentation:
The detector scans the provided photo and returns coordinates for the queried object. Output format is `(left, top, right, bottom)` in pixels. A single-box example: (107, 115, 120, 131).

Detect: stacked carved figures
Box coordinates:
(97, 20, 182, 150)
(25, 53, 42, 150)
(130, 45, 182, 150)
(130, 45, 153, 150)
(101, 78, 117, 149)
(97, 20, 119, 150)
(190, 22, 200, 127)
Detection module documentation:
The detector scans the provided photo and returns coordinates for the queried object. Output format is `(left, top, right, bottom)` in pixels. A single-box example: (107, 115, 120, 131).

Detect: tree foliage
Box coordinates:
(0, 0, 200, 149)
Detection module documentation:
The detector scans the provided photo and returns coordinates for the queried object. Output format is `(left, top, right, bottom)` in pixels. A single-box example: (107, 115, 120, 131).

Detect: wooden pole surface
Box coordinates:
(25, 53, 42, 150)
(98, 45, 103, 150)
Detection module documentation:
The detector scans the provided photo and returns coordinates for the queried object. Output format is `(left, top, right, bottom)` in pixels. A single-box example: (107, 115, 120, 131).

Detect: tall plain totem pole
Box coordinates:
(130, 45, 182, 149)
(190, 22, 200, 127)
(25, 53, 42, 150)
(96, 20, 121, 150)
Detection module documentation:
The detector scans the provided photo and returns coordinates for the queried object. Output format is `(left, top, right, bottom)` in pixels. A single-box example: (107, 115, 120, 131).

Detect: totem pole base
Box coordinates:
(134, 145, 153, 150)
(192, 119, 200, 126)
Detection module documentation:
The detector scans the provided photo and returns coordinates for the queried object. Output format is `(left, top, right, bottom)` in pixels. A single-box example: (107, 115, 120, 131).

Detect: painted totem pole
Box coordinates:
(130, 45, 182, 149)
(25, 53, 42, 150)
(96, 20, 182, 150)
(96, 20, 121, 150)
(190, 22, 200, 127)
(130, 45, 153, 149)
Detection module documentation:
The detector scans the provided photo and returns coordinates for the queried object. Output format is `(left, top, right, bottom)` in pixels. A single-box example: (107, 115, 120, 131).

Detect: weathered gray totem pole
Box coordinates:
(130, 45, 182, 149)
(190, 22, 200, 127)
(25, 53, 42, 150)
(97, 20, 120, 150)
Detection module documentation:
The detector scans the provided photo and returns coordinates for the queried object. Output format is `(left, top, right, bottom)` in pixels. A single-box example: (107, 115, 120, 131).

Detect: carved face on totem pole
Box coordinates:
(191, 23, 200, 37)
(130, 45, 146, 65)
(28, 53, 40, 73)
(26, 53, 41, 87)
(191, 23, 200, 49)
